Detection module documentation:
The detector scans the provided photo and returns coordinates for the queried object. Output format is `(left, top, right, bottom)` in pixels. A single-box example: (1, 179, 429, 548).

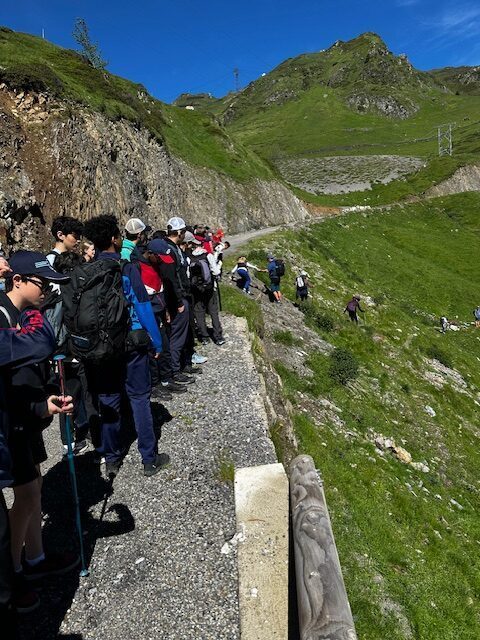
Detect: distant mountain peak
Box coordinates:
(217, 32, 432, 123)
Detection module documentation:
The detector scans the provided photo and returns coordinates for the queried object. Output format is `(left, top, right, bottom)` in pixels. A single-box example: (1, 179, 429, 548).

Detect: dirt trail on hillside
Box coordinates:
(227, 205, 341, 250)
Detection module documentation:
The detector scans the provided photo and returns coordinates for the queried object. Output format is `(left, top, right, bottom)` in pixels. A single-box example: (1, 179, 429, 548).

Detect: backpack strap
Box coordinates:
(0, 305, 13, 327)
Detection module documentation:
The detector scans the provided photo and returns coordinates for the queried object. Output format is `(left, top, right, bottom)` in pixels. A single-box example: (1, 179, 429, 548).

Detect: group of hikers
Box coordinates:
(2, 209, 476, 636)
(231, 253, 312, 305)
(0, 214, 232, 634)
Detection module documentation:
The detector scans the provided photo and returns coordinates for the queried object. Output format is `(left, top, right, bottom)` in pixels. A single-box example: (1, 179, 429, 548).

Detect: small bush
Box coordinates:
(328, 348, 359, 385)
(400, 382, 411, 395)
(425, 345, 453, 369)
(315, 314, 335, 332)
(373, 293, 386, 305)
(298, 301, 334, 332)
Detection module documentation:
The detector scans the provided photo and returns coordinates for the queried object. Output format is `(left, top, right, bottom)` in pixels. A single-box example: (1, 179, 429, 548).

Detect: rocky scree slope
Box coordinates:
(0, 28, 308, 249)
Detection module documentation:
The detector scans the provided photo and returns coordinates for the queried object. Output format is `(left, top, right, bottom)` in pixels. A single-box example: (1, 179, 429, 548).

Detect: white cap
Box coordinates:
(184, 230, 201, 245)
(125, 218, 146, 234)
(167, 216, 186, 231)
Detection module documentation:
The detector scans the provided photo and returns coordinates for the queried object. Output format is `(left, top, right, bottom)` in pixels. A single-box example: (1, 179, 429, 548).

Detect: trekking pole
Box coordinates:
(54, 354, 89, 578)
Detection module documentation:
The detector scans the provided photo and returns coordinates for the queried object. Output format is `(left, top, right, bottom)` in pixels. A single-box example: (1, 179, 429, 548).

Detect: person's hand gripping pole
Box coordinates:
(54, 354, 89, 577)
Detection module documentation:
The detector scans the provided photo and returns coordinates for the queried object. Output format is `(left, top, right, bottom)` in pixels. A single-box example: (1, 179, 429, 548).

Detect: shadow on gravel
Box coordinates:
(19, 453, 135, 640)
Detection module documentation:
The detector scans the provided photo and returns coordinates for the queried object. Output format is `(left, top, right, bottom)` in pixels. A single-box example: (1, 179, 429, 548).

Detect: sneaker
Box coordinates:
(161, 380, 188, 394)
(144, 453, 171, 477)
(192, 353, 207, 365)
(93, 452, 106, 465)
(62, 440, 89, 457)
(182, 364, 202, 375)
(74, 440, 89, 455)
(151, 387, 173, 401)
(172, 372, 195, 384)
(215, 339, 226, 346)
(23, 552, 80, 581)
(105, 460, 122, 478)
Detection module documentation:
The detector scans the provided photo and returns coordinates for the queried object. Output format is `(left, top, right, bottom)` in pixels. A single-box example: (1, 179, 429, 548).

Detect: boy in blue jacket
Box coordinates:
(83, 216, 169, 478)
(0, 254, 74, 620)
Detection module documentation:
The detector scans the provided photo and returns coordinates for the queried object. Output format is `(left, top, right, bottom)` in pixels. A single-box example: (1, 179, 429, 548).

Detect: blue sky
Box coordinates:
(2, 1, 480, 103)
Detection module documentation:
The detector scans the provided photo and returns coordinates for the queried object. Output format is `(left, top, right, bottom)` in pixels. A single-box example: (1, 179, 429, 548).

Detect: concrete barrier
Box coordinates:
(235, 463, 289, 640)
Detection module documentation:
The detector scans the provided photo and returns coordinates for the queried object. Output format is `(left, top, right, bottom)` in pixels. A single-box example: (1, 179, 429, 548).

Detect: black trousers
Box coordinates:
(193, 289, 223, 342)
(0, 492, 18, 638)
(150, 321, 173, 384)
(168, 299, 190, 373)
(182, 294, 196, 368)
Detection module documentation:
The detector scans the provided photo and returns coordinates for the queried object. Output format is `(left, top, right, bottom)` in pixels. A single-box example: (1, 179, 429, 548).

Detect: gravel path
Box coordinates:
(16, 315, 277, 640)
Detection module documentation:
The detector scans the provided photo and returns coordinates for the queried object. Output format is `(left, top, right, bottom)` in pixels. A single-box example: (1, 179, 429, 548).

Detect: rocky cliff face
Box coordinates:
(0, 85, 308, 250)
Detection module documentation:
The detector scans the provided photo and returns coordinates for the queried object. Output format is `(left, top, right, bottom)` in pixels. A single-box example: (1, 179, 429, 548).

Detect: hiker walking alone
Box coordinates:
(473, 306, 480, 328)
(295, 270, 312, 302)
(267, 254, 285, 304)
(344, 295, 364, 323)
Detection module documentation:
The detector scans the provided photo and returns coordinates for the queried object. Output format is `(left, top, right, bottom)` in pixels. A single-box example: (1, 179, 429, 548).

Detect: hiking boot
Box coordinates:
(13, 572, 40, 613)
(172, 372, 195, 384)
(215, 339, 226, 346)
(144, 453, 171, 477)
(192, 352, 207, 365)
(182, 364, 202, 375)
(23, 552, 80, 581)
(161, 381, 188, 394)
(152, 387, 173, 401)
(105, 460, 122, 478)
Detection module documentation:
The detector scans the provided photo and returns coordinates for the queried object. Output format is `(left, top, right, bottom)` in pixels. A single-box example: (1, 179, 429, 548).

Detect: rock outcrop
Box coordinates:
(0, 86, 308, 250)
(425, 164, 480, 197)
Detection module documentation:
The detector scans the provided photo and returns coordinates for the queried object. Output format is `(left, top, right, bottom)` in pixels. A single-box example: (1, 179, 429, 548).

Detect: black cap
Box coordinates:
(8, 250, 70, 283)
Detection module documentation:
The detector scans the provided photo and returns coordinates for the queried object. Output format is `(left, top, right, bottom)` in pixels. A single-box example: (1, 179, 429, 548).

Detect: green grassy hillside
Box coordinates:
(224, 192, 480, 639)
(201, 33, 480, 204)
(430, 66, 480, 96)
(0, 27, 273, 182)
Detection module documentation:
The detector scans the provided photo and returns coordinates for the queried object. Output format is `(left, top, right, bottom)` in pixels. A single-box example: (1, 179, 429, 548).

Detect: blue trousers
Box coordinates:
(168, 298, 190, 373)
(236, 267, 251, 292)
(89, 350, 157, 464)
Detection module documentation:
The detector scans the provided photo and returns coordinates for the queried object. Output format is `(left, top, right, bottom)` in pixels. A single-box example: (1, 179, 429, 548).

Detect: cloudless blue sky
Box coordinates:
(2, 1, 479, 102)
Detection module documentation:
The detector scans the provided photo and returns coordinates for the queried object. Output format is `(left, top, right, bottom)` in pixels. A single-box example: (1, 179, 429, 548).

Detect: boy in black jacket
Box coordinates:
(0, 251, 75, 613)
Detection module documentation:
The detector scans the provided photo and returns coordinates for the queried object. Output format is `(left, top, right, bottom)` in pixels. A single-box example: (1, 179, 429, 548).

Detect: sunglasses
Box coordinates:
(23, 277, 51, 294)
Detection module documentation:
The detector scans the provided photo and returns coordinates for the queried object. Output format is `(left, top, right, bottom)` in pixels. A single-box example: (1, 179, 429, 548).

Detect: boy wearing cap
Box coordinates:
(0, 259, 61, 632)
(121, 218, 151, 262)
(0, 251, 76, 613)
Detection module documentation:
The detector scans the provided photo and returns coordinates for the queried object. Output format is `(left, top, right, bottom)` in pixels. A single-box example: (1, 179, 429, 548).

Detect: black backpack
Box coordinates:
(190, 255, 213, 294)
(62, 259, 130, 362)
(275, 259, 285, 277)
(41, 288, 69, 351)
